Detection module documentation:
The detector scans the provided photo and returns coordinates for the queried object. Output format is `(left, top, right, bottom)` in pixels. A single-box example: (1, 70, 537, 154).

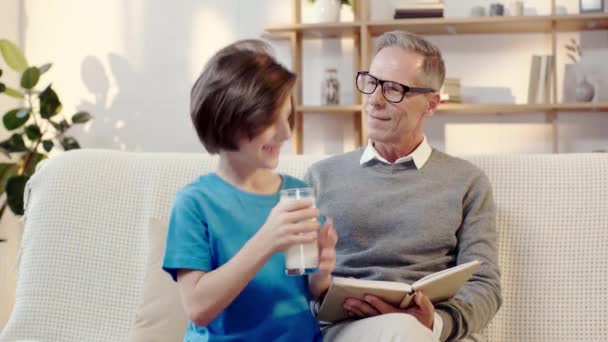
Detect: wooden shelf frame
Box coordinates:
(270, 0, 608, 154)
(264, 13, 608, 37)
(296, 103, 608, 115)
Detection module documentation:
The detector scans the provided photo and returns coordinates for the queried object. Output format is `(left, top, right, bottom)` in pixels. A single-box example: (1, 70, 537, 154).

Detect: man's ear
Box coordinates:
(425, 93, 441, 117)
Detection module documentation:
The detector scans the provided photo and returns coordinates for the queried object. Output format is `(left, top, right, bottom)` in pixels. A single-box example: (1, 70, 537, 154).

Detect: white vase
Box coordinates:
(314, 0, 341, 22)
(563, 63, 595, 103)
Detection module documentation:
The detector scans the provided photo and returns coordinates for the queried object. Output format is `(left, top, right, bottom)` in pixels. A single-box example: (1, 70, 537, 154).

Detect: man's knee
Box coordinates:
(374, 313, 431, 337)
(324, 313, 435, 342)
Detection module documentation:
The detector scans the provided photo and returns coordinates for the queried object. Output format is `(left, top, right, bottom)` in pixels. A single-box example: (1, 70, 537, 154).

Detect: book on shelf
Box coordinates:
(395, 3, 444, 10)
(394, 1, 444, 19)
(394, 10, 444, 19)
(527, 55, 554, 104)
(440, 78, 462, 103)
(317, 260, 481, 322)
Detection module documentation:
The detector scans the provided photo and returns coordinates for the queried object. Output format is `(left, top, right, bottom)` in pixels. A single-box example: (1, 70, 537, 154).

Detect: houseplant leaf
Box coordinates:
(42, 139, 54, 152)
(25, 124, 42, 140)
(0, 82, 5, 93)
(39, 63, 52, 75)
(3, 87, 25, 99)
(39, 85, 62, 118)
(50, 119, 70, 133)
(0, 134, 27, 153)
(6, 175, 29, 215)
(3, 108, 30, 130)
(0, 39, 28, 73)
(72, 111, 92, 124)
(21, 66, 41, 89)
(0, 163, 19, 196)
(60, 136, 80, 150)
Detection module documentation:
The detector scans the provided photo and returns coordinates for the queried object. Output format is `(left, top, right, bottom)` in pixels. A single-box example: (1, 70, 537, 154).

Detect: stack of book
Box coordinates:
(527, 55, 554, 104)
(394, 0, 444, 19)
(440, 78, 462, 103)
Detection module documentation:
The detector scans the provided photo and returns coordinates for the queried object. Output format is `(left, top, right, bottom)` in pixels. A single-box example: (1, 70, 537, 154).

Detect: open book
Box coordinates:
(317, 260, 481, 322)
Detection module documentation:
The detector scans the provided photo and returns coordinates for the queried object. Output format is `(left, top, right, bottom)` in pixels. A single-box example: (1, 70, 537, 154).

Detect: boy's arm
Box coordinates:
(177, 234, 274, 327)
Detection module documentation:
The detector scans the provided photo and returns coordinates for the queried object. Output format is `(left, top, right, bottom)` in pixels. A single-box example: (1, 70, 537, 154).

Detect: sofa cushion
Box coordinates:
(128, 218, 188, 342)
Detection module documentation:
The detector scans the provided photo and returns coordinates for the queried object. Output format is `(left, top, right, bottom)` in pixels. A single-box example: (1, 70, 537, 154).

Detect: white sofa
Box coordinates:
(1, 149, 607, 342)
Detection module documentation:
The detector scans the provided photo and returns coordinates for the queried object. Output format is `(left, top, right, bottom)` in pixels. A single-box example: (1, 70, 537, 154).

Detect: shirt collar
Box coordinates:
(359, 136, 432, 170)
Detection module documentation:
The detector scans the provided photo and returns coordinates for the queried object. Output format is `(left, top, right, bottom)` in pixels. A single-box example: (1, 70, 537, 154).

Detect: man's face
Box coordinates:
(364, 46, 435, 146)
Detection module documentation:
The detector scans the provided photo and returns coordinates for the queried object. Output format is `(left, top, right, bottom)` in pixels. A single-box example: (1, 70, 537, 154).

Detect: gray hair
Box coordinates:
(374, 31, 445, 91)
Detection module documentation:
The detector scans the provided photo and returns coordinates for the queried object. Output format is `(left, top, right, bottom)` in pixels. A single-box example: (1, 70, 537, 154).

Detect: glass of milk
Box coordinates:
(280, 188, 319, 276)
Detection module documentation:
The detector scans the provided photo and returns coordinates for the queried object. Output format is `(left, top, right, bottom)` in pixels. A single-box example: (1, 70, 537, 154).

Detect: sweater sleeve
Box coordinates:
(435, 171, 502, 341)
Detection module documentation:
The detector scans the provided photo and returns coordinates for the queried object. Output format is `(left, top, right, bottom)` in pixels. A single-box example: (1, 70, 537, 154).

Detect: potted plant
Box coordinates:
(564, 38, 594, 102)
(307, 0, 353, 22)
(0, 39, 92, 227)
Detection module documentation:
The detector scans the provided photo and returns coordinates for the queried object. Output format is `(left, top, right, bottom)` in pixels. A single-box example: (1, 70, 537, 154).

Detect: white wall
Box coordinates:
(3, 0, 607, 156)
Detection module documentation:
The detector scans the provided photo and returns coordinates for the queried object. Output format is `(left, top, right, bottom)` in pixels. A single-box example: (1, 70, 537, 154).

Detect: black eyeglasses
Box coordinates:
(356, 71, 435, 103)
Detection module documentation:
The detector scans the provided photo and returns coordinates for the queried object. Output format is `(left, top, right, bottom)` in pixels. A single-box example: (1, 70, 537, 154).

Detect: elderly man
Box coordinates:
(305, 31, 501, 342)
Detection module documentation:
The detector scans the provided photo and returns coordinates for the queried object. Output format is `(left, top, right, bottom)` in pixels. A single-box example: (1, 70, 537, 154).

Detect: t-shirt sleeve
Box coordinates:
(162, 190, 212, 282)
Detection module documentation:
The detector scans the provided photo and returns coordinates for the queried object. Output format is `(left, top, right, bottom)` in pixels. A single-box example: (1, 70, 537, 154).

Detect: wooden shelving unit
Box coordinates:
(296, 102, 608, 115)
(265, 0, 608, 154)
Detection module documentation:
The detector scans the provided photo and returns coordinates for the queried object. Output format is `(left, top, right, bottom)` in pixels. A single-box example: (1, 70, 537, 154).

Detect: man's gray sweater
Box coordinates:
(305, 148, 502, 341)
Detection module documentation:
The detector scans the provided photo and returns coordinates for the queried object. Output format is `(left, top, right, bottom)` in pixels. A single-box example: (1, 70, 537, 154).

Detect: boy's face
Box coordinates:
(234, 96, 292, 170)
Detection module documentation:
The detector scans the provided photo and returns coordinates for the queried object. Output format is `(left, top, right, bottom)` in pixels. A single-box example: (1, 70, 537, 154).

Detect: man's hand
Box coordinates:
(343, 291, 435, 329)
(308, 218, 337, 299)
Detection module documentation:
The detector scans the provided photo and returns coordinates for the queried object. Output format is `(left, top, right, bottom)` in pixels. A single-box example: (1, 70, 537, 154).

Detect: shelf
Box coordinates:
(367, 16, 554, 35)
(554, 13, 608, 32)
(265, 14, 608, 37)
(437, 102, 608, 114)
(297, 105, 362, 114)
(264, 22, 361, 38)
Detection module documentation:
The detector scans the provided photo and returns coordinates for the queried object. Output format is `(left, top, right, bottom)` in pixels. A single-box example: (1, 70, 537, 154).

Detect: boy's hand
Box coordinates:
(309, 218, 337, 299)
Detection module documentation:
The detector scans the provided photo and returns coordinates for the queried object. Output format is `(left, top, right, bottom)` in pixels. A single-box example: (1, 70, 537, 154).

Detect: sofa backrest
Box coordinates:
(1, 149, 607, 342)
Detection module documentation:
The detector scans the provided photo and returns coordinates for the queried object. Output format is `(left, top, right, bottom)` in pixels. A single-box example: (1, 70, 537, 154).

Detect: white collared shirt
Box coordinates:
(359, 136, 432, 169)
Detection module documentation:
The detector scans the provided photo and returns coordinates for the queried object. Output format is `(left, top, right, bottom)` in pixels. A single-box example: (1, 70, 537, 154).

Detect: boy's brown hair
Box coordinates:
(190, 39, 296, 153)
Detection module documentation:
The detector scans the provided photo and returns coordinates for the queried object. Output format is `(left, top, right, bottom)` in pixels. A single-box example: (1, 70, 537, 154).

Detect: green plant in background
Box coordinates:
(0, 39, 92, 221)
(565, 38, 582, 63)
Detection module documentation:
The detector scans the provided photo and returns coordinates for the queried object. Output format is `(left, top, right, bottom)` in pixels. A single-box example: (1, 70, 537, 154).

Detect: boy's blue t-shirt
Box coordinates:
(162, 173, 322, 342)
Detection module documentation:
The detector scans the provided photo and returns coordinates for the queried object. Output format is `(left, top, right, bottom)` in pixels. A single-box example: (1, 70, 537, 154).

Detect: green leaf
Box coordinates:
(72, 111, 92, 124)
(22, 152, 47, 176)
(39, 85, 62, 118)
(0, 82, 5, 93)
(39, 63, 52, 75)
(3, 87, 24, 99)
(6, 175, 29, 215)
(0, 146, 10, 158)
(25, 124, 41, 140)
(0, 134, 27, 153)
(42, 139, 54, 152)
(0, 39, 28, 73)
(60, 136, 80, 150)
(3, 108, 30, 130)
(20, 66, 40, 89)
(50, 119, 70, 133)
(0, 163, 19, 196)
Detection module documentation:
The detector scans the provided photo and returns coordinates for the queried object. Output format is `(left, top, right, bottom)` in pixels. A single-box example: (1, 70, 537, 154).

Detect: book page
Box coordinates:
(412, 260, 481, 303)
